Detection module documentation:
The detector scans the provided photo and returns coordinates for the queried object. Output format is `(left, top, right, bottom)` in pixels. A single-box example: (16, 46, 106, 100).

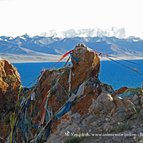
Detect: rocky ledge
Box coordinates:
(0, 44, 143, 143)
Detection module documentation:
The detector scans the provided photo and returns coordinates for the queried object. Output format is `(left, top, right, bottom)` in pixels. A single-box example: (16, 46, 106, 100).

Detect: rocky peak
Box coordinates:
(0, 44, 143, 143)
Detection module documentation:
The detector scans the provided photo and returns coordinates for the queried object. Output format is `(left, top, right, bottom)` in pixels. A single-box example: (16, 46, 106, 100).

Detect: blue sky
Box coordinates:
(0, 0, 143, 37)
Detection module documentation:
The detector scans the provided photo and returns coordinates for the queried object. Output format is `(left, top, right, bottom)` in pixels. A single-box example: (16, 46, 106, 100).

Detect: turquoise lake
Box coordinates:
(14, 60, 143, 90)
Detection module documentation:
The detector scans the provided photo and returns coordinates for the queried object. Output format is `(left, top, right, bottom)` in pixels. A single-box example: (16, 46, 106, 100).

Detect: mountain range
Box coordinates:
(0, 34, 143, 62)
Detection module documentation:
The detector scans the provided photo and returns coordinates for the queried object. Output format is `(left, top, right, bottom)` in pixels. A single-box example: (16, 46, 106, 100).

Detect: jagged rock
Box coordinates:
(0, 60, 21, 95)
(47, 84, 143, 143)
(1, 44, 101, 143)
(33, 45, 143, 143)
(0, 60, 21, 109)
(31, 43, 100, 124)
(70, 44, 100, 90)
(0, 60, 21, 141)
(47, 44, 100, 115)
(46, 45, 101, 136)
(2, 44, 143, 143)
(0, 60, 21, 113)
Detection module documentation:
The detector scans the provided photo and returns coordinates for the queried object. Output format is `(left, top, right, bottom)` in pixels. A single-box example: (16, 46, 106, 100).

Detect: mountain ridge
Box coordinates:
(0, 35, 143, 62)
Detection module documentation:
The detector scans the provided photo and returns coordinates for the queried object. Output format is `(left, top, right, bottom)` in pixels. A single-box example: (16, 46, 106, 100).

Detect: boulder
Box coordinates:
(89, 91, 115, 115)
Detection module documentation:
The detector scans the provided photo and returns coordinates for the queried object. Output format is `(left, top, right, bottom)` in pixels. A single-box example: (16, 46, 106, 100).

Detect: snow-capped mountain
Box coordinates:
(0, 33, 143, 62)
(61, 27, 126, 38)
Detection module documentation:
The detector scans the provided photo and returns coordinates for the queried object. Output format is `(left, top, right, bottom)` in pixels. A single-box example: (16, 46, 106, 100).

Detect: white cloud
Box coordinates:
(0, 0, 143, 37)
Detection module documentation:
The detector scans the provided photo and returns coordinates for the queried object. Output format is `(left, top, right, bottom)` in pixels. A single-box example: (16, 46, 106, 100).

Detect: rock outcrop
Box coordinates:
(1, 44, 143, 143)
(47, 87, 143, 143)
(0, 60, 21, 95)
(0, 60, 21, 141)
(30, 44, 100, 125)
(2, 44, 101, 142)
